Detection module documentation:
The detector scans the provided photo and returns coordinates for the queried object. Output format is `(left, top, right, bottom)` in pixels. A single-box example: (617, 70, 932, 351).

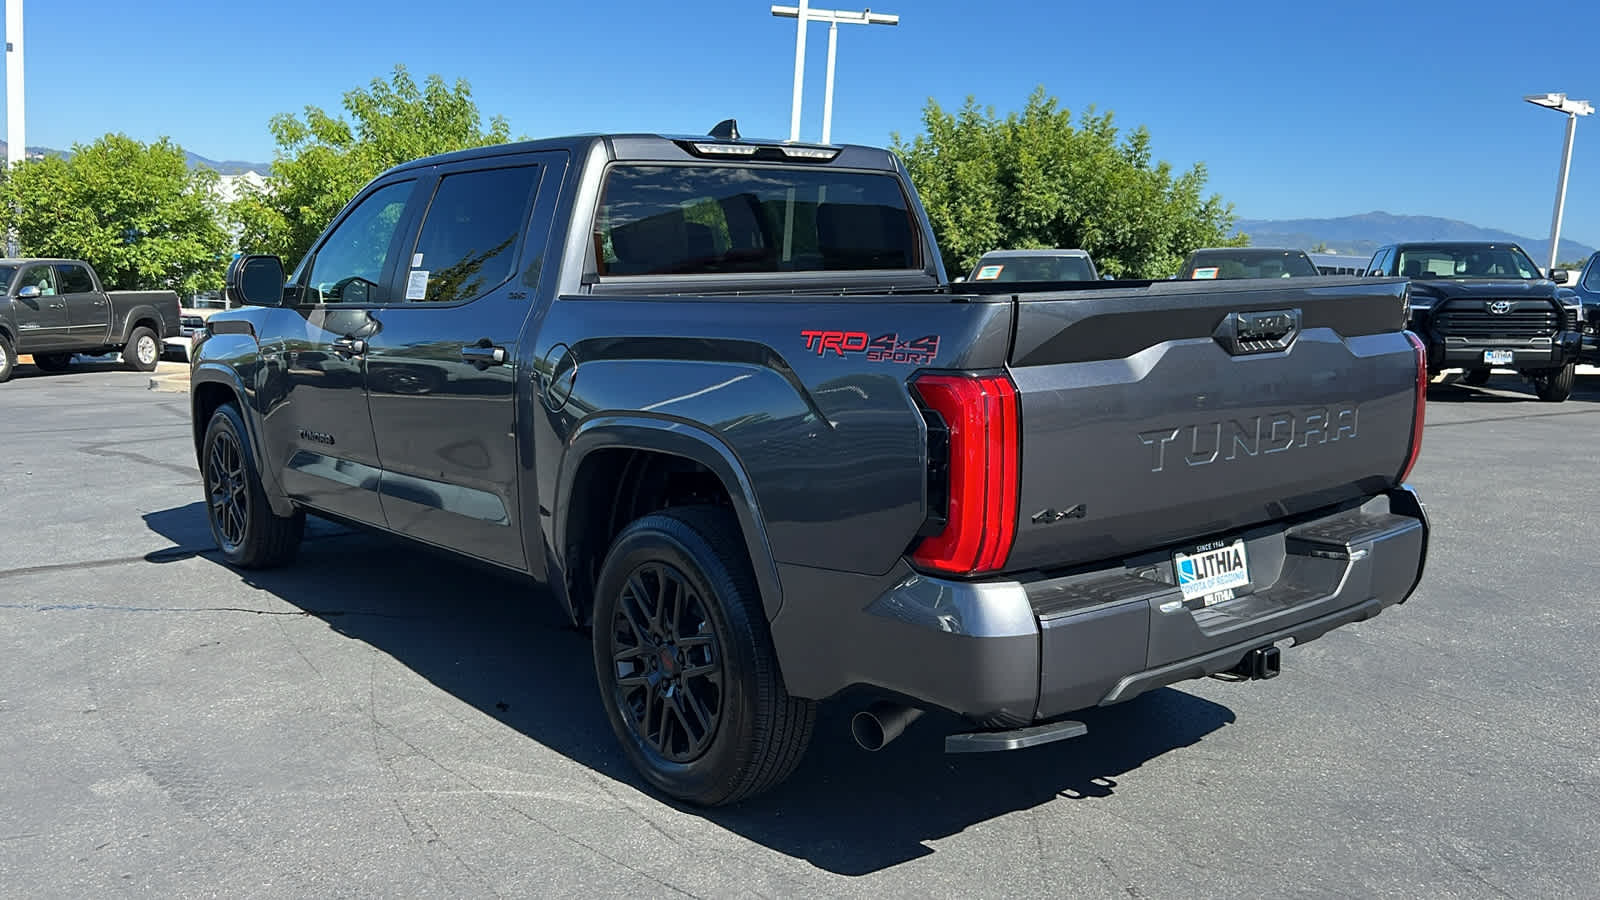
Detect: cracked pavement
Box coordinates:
(2, 363, 1598, 897)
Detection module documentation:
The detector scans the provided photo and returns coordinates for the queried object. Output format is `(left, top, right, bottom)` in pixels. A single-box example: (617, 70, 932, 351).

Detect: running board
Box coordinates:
(945, 719, 1088, 753)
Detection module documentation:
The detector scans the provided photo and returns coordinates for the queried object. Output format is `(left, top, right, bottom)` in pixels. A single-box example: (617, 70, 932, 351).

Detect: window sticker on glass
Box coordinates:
(1192, 266, 1220, 280)
(974, 264, 1005, 281)
(411, 253, 424, 268)
(406, 270, 430, 300)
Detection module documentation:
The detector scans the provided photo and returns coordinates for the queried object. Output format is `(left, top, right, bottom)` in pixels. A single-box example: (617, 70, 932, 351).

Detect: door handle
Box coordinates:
(49, 302, 66, 309)
(461, 342, 507, 366)
(332, 337, 367, 356)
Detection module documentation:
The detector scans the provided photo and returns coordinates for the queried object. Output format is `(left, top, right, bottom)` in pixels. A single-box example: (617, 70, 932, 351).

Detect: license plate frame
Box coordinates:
(1483, 349, 1514, 365)
(1174, 539, 1250, 603)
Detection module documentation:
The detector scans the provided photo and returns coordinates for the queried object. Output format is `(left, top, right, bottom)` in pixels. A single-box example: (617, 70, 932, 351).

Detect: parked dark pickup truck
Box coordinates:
(1366, 241, 1582, 400)
(1567, 251, 1600, 364)
(0, 258, 180, 383)
(191, 124, 1431, 806)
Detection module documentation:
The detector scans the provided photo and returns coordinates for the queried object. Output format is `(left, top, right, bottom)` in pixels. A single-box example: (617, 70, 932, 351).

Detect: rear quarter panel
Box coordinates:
(532, 293, 1013, 576)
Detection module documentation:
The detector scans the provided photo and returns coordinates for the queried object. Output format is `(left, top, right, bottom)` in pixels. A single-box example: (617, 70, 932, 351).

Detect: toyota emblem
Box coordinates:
(1488, 300, 1513, 315)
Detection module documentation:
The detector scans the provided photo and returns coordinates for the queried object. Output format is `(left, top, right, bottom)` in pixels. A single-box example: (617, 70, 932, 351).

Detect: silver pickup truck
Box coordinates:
(0, 258, 180, 382)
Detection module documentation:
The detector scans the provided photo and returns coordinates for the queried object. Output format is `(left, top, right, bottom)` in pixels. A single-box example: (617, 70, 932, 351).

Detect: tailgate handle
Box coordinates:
(1215, 308, 1301, 355)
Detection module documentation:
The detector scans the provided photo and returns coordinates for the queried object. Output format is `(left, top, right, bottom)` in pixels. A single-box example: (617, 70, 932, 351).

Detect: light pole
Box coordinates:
(1524, 92, 1593, 274)
(5, 0, 22, 256)
(771, 4, 898, 144)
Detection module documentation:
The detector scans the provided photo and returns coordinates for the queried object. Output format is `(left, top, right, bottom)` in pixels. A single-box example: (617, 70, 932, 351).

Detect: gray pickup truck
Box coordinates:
(191, 123, 1431, 806)
(0, 258, 180, 382)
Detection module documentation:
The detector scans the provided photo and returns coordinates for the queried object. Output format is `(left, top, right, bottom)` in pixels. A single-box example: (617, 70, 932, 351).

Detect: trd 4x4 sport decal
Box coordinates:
(801, 331, 941, 364)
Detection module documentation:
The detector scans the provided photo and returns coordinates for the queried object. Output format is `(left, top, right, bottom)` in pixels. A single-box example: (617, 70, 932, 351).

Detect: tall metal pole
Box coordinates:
(787, 0, 809, 142)
(821, 21, 838, 145)
(1546, 111, 1578, 273)
(774, 5, 898, 143)
(5, 0, 22, 257)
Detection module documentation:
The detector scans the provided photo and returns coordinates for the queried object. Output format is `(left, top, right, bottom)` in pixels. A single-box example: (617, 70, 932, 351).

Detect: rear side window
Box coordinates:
(406, 165, 538, 303)
(55, 264, 94, 293)
(594, 165, 920, 276)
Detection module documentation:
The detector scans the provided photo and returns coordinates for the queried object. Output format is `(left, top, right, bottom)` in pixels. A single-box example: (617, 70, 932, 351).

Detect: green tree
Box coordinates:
(892, 87, 1245, 279)
(0, 134, 230, 294)
(233, 64, 512, 270)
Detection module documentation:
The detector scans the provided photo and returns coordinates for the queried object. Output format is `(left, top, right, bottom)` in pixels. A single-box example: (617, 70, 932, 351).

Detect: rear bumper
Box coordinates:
(770, 487, 1429, 726)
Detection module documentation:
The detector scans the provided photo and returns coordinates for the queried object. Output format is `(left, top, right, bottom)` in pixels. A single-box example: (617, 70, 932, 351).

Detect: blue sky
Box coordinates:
(3, 0, 1596, 249)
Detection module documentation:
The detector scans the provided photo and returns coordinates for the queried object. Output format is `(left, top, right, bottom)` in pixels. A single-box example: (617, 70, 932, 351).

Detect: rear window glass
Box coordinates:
(973, 255, 1094, 282)
(1187, 250, 1320, 279)
(594, 165, 920, 276)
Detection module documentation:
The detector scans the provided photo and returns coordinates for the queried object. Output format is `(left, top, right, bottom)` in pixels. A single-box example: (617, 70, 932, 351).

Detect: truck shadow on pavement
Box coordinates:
(1425, 373, 1600, 404)
(143, 502, 1238, 877)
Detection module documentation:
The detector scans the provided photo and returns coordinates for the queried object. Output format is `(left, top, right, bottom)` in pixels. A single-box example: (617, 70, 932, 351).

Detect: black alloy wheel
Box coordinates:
(609, 562, 725, 763)
(206, 425, 250, 553)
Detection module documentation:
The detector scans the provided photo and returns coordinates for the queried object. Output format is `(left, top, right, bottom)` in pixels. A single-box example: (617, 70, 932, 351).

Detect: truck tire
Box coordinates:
(1461, 368, 1491, 386)
(32, 352, 73, 373)
(202, 403, 304, 568)
(591, 505, 815, 806)
(0, 334, 13, 383)
(123, 326, 160, 372)
(1534, 362, 1575, 403)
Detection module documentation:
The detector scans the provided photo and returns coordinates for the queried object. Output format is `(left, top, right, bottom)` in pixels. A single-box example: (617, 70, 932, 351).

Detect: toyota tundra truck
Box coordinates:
(1366, 241, 1582, 400)
(0, 258, 180, 382)
(190, 123, 1431, 806)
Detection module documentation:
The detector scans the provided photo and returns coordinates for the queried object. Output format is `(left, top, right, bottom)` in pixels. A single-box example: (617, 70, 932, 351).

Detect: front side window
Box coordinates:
(1583, 257, 1600, 291)
(405, 165, 537, 303)
(56, 264, 95, 294)
(18, 266, 57, 296)
(304, 180, 414, 304)
(594, 165, 920, 276)
(1368, 249, 1391, 276)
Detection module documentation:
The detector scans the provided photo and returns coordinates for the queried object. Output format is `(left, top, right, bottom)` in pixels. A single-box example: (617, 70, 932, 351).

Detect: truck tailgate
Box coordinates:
(1001, 276, 1417, 573)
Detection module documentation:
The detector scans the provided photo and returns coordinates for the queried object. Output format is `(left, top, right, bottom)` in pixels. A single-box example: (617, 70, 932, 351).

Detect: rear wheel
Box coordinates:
(123, 326, 159, 372)
(591, 505, 815, 806)
(1534, 362, 1575, 402)
(202, 403, 304, 567)
(1461, 367, 1491, 386)
(0, 334, 13, 383)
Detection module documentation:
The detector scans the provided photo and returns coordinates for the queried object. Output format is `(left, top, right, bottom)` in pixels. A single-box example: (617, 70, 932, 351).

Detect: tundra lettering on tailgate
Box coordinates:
(1137, 405, 1358, 473)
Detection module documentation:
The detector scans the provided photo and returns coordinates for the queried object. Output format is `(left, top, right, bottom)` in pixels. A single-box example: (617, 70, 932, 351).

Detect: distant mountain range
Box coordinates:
(1236, 211, 1596, 265)
(0, 141, 270, 176)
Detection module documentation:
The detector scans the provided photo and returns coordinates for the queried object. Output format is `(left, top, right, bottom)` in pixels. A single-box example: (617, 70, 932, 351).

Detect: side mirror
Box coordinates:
(226, 254, 286, 307)
(15, 285, 40, 300)
(1550, 269, 1569, 284)
(951, 275, 967, 283)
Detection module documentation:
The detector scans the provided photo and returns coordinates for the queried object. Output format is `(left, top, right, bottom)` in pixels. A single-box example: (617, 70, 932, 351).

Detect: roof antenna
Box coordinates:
(708, 119, 740, 141)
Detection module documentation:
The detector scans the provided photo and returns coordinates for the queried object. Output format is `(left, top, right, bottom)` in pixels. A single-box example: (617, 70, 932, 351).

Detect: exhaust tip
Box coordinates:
(851, 702, 924, 752)
(851, 711, 888, 752)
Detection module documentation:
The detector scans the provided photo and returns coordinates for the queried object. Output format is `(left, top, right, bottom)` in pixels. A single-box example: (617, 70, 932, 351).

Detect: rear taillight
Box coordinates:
(1398, 331, 1427, 483)
(909, 372, 1020, 576)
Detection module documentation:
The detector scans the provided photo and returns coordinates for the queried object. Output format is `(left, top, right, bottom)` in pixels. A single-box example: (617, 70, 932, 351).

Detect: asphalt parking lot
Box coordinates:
(3, 361, 1598, 898)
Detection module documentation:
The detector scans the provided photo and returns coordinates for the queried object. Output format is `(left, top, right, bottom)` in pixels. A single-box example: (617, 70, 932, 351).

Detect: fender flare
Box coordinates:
(116, 303, 169, 344)
(190, 362, 295, 518)
(553, 414, 784, 621)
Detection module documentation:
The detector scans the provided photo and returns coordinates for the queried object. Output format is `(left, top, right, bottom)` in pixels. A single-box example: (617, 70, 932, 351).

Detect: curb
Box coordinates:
(148, 371, 190, 393)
